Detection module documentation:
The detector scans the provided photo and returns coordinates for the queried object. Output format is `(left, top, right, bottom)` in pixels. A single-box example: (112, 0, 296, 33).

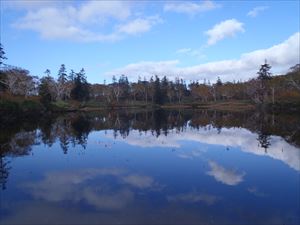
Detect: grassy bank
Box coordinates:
(1, 96, 300, 115)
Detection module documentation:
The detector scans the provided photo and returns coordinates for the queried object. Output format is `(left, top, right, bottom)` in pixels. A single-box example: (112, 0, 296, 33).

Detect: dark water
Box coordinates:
(0, 110, 299, 224)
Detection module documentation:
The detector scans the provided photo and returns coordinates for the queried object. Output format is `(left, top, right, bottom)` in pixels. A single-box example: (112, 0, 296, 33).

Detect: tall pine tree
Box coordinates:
(71, 68, 89, 101)
(257, 60, 272, 80)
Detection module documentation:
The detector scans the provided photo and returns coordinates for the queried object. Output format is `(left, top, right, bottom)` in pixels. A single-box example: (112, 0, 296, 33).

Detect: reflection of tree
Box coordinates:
(0, 131, 37, 156)
(256, 112, 272, 153)
(70, 115, 91, 149)
(0, 154, 10, 190)
(257, 132, 271, 153)
(60, 135, 69, 154)
(0, 109, 300, 157)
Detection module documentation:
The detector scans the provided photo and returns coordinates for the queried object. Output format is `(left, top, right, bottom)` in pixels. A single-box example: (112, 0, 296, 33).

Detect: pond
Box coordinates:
(0, 110, 299, 224)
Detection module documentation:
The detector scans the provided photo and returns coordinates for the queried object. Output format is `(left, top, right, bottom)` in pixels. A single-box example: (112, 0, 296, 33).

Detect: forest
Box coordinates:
(0, 43, 300, 114)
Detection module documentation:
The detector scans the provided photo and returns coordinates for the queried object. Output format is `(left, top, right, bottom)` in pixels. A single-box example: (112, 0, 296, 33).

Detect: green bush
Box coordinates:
(0, 99, 44, 116)
(0, 100, 20, 112)
(21, 100, 43, 112)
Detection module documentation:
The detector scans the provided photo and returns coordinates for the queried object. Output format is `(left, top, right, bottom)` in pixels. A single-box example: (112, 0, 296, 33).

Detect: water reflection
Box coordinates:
(117, 126, 300, 171)
(0, 156, 10, 190)
(23, 168, 160, 210)
(0, 109, 299, 224)
(1, 110, 300, 188)
(206, 160, 245, 186)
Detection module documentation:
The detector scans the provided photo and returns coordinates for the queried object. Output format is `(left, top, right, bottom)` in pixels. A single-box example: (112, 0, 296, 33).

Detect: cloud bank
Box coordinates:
(106, 32, 300, 82)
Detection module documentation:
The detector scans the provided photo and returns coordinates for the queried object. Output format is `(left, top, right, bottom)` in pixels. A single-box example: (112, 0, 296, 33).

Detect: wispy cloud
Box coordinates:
(247, 6, 269, 17)
(117, 16, 163, 35)
(176, 48, 205, 58)
(167, 191, 220, 205)
(164, 1, 220, 16)
(122, 174, 155, 189)
(176, 48, 192, 54)
(2, 0, 61, 10)
(247, 186, 268, 197)
(205, 19, 245, 46)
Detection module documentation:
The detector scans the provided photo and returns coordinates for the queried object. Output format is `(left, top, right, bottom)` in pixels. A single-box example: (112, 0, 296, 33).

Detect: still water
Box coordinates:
(0, 110, 299, 224)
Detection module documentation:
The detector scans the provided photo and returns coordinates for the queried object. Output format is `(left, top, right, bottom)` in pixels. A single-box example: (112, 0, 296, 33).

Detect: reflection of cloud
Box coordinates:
(106, 127, 300, 171)
(247, 187, 268, 197)
(83, 187, 134, 210)
(24, 168, 123, 203)
(113, 131, 180, 148)
(167, 191, 220, 205)
(24, 168, 158, 210)
(122, 174, 154, 189)
(206, 160, 245, 186)
(177, 149, 205, 159)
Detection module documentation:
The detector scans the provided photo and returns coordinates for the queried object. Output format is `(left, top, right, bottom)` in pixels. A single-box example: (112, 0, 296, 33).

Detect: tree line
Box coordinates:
(1, 43, 300, 108)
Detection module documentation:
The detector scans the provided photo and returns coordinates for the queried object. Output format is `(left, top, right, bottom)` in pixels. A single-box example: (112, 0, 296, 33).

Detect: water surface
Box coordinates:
(1, 110, 299, 224)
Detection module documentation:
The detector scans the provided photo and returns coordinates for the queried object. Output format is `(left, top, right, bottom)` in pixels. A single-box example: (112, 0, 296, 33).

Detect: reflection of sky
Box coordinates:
(104, 126, 300, 171)
(1, 126, 300, 224)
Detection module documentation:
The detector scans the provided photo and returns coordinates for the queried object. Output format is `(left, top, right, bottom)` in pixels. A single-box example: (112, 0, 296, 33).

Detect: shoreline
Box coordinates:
(1, 98, 300, 116)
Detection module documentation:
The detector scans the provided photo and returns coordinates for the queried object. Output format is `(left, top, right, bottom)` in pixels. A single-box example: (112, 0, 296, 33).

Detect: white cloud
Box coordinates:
(106, 60, 181, 79)
(11, 1, 160, 42)
(164, 1, 220, 15)
(205, 19, 245, 45)
(206, 160, 245, 185)
(117, 16, 163, 35)
(247, 6, 268, 17)
(106, 32, 300, 82)
(78, 1, 131, 24)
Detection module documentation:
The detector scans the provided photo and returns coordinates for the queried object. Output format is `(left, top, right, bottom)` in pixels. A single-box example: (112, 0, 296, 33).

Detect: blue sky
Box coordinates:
(1, 0, 299, 83)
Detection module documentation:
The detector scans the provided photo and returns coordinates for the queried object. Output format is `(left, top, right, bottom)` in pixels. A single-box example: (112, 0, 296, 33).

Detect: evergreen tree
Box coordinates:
(160, 76, 168, 104)
(0, 44, 7, 91)
(119, 74, 130, 100)
(39, 76, 55, 107)
(71, 68, 89, 101)
(257, 60, 272, 80)
(216, 76, 223, 86)
(57, 64, 68, 100)
(256, 60, 272, 104)
(44, 69, 51, 77)
(0, 43, 7, 67)
(58, 64, 68, 84)
(68, 69, 75, 81)
(154, 75, 162, 105)
(112, 75, 117, 84)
